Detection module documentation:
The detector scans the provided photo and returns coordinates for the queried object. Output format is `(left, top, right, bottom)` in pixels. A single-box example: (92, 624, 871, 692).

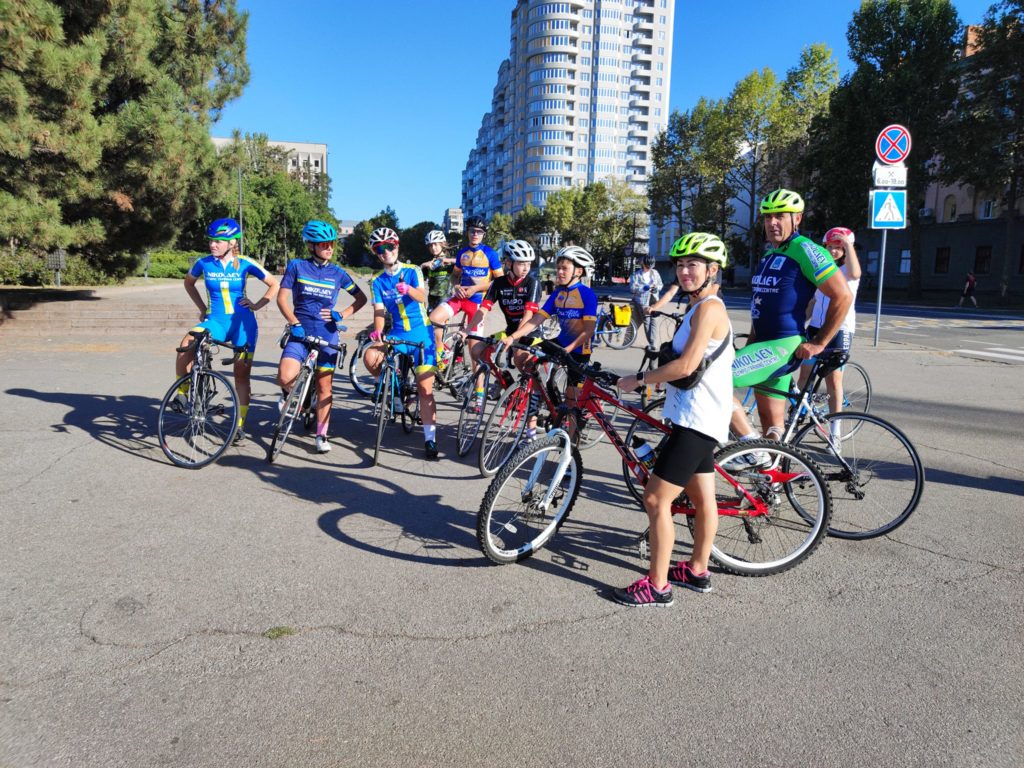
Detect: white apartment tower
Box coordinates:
(462, 0, 674, 219)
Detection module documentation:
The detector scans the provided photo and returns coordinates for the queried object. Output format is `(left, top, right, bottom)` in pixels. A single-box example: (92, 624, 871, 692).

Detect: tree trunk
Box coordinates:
(999, 170, 1019, 298)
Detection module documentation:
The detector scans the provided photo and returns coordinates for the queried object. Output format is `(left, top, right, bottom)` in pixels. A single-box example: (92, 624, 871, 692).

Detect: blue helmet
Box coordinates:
(302, 220, 338, 243)
(206, 218, 241, 240)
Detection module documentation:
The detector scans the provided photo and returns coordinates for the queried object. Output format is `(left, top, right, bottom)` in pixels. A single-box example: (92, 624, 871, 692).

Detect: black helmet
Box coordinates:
(465, 216, 487, 231)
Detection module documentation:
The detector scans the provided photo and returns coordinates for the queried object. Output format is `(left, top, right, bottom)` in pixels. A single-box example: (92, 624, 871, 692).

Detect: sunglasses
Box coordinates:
(373, 242, 398, 254)
(467, 227, 485, 234)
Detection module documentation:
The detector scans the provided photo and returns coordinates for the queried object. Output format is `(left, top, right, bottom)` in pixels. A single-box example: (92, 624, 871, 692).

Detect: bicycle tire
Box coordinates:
(791, 412, 923, 540)
(599, 315, 634, 350)
(302, 379, 317, 432)
(373, 367, 395, 467)
(267, 366, 311, 463)
(478, 381, 531, 477)
(811, 360, 871, 439)
(704, 439, 831, 576)
(158, 371, 238, 469)
(455, 367, 490, 457)
(349, 338, 377, 399)
(400, 362, 419, 434)
(443, 348, 474, 400)
(476, 435, 583, 564)
(621, 398, 668, 506)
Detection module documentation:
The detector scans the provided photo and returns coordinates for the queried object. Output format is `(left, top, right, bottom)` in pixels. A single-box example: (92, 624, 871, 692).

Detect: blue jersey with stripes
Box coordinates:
(537, 281, 598, 354)
(281, 258, 360, 335)
(371, 263, 430, 334)
(454, 244, 503, 305)
(750, 234, 838, 340)
(189, 255, 268, 316)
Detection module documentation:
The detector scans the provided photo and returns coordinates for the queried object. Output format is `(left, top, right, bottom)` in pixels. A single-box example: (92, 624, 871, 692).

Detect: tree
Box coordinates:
(342, 207, 399, 267)
(940, 0, 1024, 297)
(400, 220, 443, 265)
(0, 0, 249, 279)
(511, 203, 546, 245)
(485, 212, 514, 250)
(827, 0, 961, 297)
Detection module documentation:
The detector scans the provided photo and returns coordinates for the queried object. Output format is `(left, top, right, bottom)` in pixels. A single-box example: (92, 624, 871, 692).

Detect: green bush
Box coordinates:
(0, 251, 48, 285)
(136, 249, 197, 279)
(0, 249, 135, 285)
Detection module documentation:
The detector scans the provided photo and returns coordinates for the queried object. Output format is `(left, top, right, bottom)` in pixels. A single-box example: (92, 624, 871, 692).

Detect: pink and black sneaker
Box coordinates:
(612, 576, 674, 607)
(668, 561, 712, 593)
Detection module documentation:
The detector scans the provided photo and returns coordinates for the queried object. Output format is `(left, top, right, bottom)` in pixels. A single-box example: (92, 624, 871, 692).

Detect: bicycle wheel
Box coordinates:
(703, 439, 831, 576)
(456, 366, 490, 457)
(476, 435, 583, 564)
(400, 362, 419, 434)
(267, 366, 311, 463)
(373, 367, 395, 467)
(349, 338, 376, 399)
(540, 315, 560, 340)
(811, 361, 871, 440)
(158, 371, 238, 469)
(621, 398, 668, 505)
(443, 345, 474, 400)
(302, 380, 317, 432)
(791, 412, 923, 540)
(479, 382, 531, 477)
(600, 316, 637, 350)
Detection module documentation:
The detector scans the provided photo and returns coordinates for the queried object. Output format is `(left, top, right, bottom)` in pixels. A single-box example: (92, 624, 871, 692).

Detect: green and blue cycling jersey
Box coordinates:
(188, 254, 268, 353)
(750, 234, 838, 340)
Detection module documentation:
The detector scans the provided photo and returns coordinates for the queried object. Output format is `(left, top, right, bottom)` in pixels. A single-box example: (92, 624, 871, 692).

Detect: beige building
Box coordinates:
(211, 137, 328, 176)
(463, 0, 675, 219)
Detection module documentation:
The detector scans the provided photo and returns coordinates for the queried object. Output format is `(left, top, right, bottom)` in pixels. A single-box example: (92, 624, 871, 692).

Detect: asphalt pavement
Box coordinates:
(0, 296, 1022, 767)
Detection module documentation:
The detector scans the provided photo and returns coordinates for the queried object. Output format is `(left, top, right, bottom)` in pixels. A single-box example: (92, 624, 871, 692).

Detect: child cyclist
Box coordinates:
(464, 239, 543, 416)
(419, 229, 456, 311)
(277, 220, 368, 454)
(428, 216, 503, 369)
(614, 233, 734, 606)
(500, 245, 598, 428)
(361, 227, 441, 460)
(174, 217, 279, 443)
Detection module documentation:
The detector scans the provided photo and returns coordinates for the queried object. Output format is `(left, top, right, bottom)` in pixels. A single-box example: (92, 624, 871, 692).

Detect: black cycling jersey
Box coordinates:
(482, 274, 542, 334)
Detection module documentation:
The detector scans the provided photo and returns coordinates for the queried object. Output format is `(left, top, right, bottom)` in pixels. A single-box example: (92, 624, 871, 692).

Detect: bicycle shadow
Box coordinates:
(4, 387, 167, 465)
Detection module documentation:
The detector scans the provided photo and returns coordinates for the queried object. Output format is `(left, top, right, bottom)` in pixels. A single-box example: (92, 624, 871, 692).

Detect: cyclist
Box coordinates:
(362, 227, 441, 460)
(419, 229, 456, 311)
(629, 255, 663, 346)
(464, 239, 543, 419)
(613, 233, 734, 606)
(175, 217, 279, 443)
(428, 216, 503, 370)
(501, 244, 598, 424)
(795, 226, 861, 424)
(277, 220, 368, 454)
(730, 189, 851, 446)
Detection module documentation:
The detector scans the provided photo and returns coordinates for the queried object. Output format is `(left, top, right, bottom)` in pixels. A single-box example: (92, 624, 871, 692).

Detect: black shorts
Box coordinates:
(566, 351, 591, 387)
(652, 425, 717, 487)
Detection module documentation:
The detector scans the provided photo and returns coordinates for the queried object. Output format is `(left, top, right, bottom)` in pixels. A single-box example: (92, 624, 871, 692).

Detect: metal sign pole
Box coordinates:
(873, 229, 887, 346)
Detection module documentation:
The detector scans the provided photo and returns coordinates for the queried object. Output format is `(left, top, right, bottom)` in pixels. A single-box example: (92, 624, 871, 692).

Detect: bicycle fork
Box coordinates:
(520, 428, 574, 510)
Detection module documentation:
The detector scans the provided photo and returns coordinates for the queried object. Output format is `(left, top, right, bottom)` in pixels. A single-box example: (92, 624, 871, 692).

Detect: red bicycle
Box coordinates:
(476, 341, 832, 574)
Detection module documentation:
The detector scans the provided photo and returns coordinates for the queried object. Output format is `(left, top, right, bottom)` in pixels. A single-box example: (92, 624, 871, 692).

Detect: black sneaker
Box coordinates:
(668, 561, 712, 593)
(233, 427, 246, 444)
(612, 576, 674, 607)
(424, 440, 439, 460)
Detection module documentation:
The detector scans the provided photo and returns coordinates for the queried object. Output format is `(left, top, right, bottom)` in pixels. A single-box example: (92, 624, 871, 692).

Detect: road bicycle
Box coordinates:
(349, 316, 393, 399)
(454, 334, 514, 458)
(591, 294, 637, 350)
(267, 327, 347, 463)
(739, 349, 923, 540)
(733, 333, 872, 438)
(157, 329, 244, 469)
(370, 337, 426, 467)
(434, 319, 475, 399)
(477, 340, 832, 574)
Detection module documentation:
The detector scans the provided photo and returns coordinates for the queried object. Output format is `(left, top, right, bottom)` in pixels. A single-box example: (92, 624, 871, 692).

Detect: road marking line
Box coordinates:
(954, 349, 1024, 362)
(987, 347, 1024, 355)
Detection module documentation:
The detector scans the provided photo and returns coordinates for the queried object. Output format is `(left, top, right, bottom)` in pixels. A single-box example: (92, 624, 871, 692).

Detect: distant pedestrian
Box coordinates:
(629, 255, 663, 346)
(958, 271, 978, 308)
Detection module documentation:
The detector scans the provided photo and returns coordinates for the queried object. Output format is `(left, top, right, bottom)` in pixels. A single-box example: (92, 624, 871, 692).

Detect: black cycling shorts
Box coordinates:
(652, 425, 717, 487)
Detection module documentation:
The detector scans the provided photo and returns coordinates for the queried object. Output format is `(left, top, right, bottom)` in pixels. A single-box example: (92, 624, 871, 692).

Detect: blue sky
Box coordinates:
(214, 0, 995, 226)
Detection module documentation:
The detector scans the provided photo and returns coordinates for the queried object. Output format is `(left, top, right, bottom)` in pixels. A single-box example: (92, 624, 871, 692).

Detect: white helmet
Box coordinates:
(556, 245, 594, 270)
(424, 229, 447, 245)
(369, 227, 399, 246)
(504, 239, 536, 262)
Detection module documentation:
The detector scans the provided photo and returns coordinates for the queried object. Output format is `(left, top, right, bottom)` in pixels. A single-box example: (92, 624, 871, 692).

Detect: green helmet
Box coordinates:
(669, 233, 728, 268)
(759, 188, 805, 214)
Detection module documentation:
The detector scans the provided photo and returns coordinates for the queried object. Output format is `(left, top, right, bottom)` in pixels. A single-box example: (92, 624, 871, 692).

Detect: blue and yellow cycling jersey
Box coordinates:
(750, 234, 838, 340)
(454, 244, 503, 305)
(281, 258, 360, 335)
(536, 281, 598, 354)
(189, 255, 268, 316)
(370, 263, 429, 333)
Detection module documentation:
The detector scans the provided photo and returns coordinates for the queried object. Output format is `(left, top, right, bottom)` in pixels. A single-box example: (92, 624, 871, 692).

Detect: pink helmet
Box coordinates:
(823, 227, 854, 246)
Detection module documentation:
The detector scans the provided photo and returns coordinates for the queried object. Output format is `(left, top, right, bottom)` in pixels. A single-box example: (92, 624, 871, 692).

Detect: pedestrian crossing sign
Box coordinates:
(870, 190, 907, 229)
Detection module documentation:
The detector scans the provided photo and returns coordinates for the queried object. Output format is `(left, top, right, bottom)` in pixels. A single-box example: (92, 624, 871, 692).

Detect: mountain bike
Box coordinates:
(267, 328, 347, 463)
(591, 294, 637, 350)
(370, 337, 425, 467)
(477, 340, 832, 574)
(157, 329, 244, 469)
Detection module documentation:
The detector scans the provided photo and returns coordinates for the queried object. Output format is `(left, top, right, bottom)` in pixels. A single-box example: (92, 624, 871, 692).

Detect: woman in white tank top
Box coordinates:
(613, 233, 734, 607)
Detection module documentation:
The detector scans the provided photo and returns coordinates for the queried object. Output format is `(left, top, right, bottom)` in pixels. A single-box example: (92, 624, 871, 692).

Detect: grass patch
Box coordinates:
(262, 625, 297, 640)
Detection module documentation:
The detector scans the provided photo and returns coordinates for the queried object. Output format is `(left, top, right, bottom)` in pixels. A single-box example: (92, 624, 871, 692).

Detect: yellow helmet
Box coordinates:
(669, 233, 728, 267)
(759, 188, 805, 214)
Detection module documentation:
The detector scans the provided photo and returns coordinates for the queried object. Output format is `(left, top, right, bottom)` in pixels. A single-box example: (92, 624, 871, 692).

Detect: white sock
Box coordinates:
(740, 432, 760, 441)
(424, 425, 436, 441)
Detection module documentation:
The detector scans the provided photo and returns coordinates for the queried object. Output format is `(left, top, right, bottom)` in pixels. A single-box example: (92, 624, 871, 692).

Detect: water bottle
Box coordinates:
(631, 435, 656, 470)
